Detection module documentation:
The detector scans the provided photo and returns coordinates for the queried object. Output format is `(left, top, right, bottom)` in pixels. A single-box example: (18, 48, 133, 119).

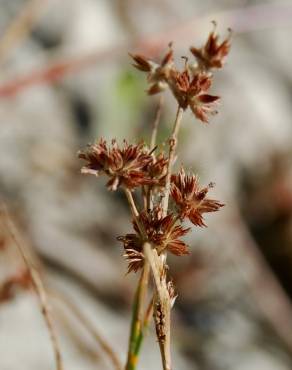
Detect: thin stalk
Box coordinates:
(124, 188, 139, 219)
(125, 263, 150, 370)
(123, 188, 152, 370)
(3, 212, 63, 370)
(162, 106, 184, 216)
(150, 96, 164, 151)
(147, 97, 164, 213)
(134, 297, 154, 354)
(124, 188, 145, 238)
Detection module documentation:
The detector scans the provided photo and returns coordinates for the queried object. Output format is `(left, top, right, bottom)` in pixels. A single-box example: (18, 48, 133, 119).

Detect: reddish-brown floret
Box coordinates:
(130, 45, 174, 95)
(78, 139, 155, 191)
(190, 23, 231, 70)
(147, 152, 168, 187)
(171, 169, 224, 226)
(118, 207, 190, 273)
(169, 69, 220, 122)
(130, 27, 230, 123)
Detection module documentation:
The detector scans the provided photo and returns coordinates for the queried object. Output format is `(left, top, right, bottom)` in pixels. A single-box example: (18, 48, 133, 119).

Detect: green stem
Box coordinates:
(125, 263, 150, 370)
(134, 297, 153, 355)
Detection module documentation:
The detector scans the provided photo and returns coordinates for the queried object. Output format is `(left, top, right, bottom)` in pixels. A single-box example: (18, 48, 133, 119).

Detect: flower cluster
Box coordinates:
(118, 207, 190, 273)
(78, 139, 164, 191)
(130, 26, 230, 123)
(171, 169, 224, 227)
(79, 24, 230, 369)
(190, 22, 231, 70)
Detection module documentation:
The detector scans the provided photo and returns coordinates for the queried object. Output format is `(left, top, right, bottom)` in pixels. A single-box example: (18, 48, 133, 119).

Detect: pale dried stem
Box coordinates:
(147, 96, 164, 211)
(2, 211, 63, 370)
(124, 188, 139, 218)
(150, 96, 164, 151)
(143, 242, 171, 370)
(162, 106, 184, 216)
(137, 263, 150, 322)
(51, 290, 122, 370)
(124, 188, 145, 238)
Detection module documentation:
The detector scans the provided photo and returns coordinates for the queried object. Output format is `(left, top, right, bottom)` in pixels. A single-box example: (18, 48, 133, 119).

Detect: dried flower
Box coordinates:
(171, 169, 224, 226)
(78, 139, 155, 191)
(130, 44, 174, 95)
(169, 68, 220, 123)
(190, 22, 231, 70)
(147, 152, 169, 187)
(130, 45, 220, 123)
(118, 207, 190, 273)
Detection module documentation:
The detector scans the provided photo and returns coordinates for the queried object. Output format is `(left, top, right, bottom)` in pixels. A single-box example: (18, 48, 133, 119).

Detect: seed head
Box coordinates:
(118, 207, 190, 273)
(130, 40, 222, 123)
(171, 169, 224, 226)
(78, 139, 155, 191)
(169, 69, 220, 123)
(190, 22, 232, 70)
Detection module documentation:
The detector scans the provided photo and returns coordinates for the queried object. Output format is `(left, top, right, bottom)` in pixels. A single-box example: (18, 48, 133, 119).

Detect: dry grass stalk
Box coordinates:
(1, 207, 63, 370)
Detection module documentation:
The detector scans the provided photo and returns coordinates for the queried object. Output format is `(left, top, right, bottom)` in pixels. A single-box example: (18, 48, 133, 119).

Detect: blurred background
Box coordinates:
(0, 0, 292, 369)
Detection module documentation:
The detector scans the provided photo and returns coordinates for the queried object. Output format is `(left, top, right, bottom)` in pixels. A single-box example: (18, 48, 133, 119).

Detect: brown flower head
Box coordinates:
(169, 67, 220, 123)
(130, 44, 174, 95)
(118, 207, 190, 273)
(78, 139, 154, 191)
(130, 43, 223, 123)
(190, 22, 231, 70)
(147, 152, 169, 187)
(171, 169, 224, 226)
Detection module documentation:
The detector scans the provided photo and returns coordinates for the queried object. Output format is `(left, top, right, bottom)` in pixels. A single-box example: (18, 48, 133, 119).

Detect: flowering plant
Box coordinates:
(79, 23, 231, 370)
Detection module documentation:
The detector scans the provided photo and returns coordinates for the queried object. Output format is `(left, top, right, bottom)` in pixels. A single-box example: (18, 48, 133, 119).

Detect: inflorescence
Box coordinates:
(78, 22, 231, 370)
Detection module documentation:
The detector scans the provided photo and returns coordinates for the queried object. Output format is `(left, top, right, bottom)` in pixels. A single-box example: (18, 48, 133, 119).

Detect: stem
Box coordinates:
(51, 290, 122, 370)
(125, 97, 164, 368)
(124, 188, 146, 240)
(125, 263, 150, 370)
(162, 106, 184, 216)
(3, 212, 63, 370)
(150, 96, 164, 151)
(134, 297, 154, 354)
(147, 96, 164, 213)
(143, 242, 172, 370)
(124, 188, 139, 218)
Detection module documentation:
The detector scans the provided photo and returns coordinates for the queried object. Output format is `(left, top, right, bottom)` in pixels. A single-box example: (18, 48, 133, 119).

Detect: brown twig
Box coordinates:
(1, 209, 63, 370)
